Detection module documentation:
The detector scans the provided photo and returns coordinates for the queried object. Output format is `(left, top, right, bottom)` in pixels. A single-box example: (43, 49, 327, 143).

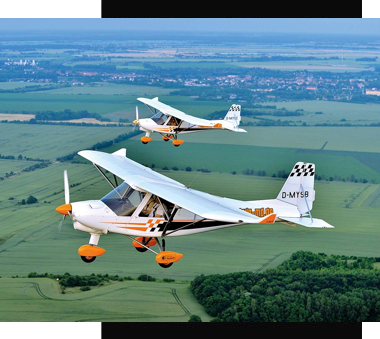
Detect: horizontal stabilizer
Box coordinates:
(222, 123, 247, 133)
(279, 216, 334, 228)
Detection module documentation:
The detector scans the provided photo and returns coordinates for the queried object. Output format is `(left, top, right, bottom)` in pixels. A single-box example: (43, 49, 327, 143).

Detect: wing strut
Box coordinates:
(93, 163, 121, 197)
(157, 196, 207, 237)
(161, 206, 179, 237)
(300, 184, 313, 223)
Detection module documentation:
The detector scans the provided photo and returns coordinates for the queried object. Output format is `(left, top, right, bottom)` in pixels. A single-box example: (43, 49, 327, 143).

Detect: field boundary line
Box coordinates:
(254, 252, 291, 273)
(171, 288, 191, 316)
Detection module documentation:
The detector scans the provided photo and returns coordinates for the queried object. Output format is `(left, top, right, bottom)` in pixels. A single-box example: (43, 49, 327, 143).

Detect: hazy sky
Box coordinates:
(0, 18, 379, 35)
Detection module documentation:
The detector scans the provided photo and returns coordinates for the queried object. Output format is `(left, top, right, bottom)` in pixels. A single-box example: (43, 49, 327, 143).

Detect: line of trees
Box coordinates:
(190, 251, 380, 322)
(35, 109, 111, 122)
(56, 129, 142, 162)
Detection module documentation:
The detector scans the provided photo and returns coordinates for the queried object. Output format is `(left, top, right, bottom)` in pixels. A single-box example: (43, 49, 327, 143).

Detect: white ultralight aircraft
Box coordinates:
(133, 97, 246, 146)
(56, 148, 333, 268)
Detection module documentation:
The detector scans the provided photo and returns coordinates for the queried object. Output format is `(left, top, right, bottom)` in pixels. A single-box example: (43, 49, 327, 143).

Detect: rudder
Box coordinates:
(277, 162, 316, 215)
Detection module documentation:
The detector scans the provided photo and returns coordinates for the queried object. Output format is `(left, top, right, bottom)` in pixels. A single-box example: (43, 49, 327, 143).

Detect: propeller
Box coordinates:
(64, 169, 70, 204)
(132, 106, 139, 132)
(56, 170, 72, 232)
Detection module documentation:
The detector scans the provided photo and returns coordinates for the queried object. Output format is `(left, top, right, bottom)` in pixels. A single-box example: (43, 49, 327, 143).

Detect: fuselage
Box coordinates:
(70, 191, 300, 239)
(137, 117, 235, 135)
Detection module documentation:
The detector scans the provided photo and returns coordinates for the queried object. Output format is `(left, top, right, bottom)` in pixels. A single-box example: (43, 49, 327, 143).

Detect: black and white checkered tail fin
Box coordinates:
(276, 162, 316, 216)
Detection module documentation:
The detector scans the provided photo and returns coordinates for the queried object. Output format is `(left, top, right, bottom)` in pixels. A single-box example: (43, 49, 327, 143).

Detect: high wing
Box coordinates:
(137, 97, 214, 127)
(78, 148, 272, 224)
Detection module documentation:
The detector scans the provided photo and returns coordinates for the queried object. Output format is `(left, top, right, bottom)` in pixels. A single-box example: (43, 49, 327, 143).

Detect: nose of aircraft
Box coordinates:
(56, 203, 72, 215)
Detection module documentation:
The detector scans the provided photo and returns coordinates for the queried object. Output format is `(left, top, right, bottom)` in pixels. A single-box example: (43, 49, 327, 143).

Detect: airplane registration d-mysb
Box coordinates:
(133, 97, 246, 146)
(56, 149, 333, 268)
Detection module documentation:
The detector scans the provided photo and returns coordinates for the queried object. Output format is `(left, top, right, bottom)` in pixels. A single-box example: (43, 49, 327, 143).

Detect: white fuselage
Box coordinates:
(70, 194, 300, 239)
(138, 118, 235, 135)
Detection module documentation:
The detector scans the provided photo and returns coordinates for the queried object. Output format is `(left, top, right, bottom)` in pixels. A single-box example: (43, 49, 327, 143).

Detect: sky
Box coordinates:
(0, 18, 379, 36)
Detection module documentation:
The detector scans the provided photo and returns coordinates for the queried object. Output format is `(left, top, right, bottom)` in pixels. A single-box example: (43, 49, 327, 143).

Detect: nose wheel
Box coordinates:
(141, 136, 152, 144)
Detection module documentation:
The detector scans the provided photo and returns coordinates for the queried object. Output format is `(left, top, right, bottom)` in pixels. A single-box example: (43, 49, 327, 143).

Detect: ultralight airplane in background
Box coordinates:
(56, 148, 333, 268)
(133, 97, 246, 146)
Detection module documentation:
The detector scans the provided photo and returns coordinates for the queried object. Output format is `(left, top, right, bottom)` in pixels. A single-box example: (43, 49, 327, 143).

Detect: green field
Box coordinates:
(0, 96, 380, 322)
(0, 278, 211, 322)
(265, 100, 380, 126)
(0, 123, 131, 161)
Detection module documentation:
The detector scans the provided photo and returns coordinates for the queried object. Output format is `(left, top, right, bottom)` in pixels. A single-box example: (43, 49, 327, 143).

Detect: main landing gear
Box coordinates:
(132, 236, 183, 268)
(163, 134, 184, 147)
(77, 236, 183, 268)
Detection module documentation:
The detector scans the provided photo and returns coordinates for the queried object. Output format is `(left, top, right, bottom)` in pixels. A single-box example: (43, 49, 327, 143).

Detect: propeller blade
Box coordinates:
(133, 106, 139, 132)
(64, 170, 70, 204)
(58, 215, 65, 232)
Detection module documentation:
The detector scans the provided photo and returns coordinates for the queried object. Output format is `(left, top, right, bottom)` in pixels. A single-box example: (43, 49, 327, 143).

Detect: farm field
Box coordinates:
(0, 160, 380, 281)
(0, 278, 211, 322)
(0, 91, 230, 122)
(0, 123, 130, 161)
(264, 100, 380, 126)
(129, 125, 380, 153)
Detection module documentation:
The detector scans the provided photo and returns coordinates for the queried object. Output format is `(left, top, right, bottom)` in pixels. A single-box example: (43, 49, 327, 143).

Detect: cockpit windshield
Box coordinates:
(101, 182, 143, 217)
(151, 111, 168, 125)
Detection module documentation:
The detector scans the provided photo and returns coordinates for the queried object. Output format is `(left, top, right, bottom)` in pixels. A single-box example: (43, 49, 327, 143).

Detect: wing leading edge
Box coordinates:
(78, 149, 271, 224)
(137, 97, 214, 127)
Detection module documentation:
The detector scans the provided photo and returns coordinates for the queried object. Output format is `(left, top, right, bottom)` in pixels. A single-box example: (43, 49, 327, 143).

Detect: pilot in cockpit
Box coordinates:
(140, 195, 163, 217)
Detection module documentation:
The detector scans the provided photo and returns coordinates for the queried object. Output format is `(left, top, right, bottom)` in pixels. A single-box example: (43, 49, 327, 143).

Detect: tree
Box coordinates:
(188, 315, 202, 322)
(26, 195, 38, 204)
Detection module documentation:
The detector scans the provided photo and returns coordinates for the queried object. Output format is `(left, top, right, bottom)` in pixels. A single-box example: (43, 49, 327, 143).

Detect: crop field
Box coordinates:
(266, 100, 380, 126)
(0, 70, 379, 321)
(0, 159, 380, 280)
(0, 123, 130, 161)
(0, 91, 230, 122)
(0, 278, 211, 322)
(1, 106, 380, 321)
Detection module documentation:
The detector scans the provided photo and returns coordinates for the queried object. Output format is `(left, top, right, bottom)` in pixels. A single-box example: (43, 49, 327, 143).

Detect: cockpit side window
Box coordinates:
(151, 111, 168, 125)
(139, 195, 174, 218)
(101, 183, 143, 217)
(166, 116, 179, 126)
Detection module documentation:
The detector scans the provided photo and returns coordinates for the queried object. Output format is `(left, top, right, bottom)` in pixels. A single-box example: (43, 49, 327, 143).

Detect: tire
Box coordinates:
(135, 247, 148, 253)
(81, 255, 96, 263)
(159, 263, 173, 268)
